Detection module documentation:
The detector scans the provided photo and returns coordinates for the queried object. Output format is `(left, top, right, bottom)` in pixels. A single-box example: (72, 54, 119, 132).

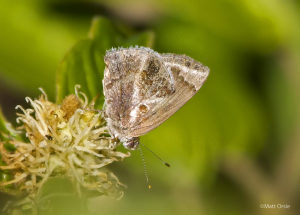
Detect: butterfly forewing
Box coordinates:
(103, 48, 175, 140)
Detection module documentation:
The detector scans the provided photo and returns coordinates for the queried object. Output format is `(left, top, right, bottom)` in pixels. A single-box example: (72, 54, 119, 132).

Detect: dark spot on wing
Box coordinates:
(146, 58, 160, 77)
(139, 104, 148, 113)
(185, 61, 191, 67)
(171, 66, 197, 92)
(171, 66, 181, 74)
(105, 82, 113, 90)
(194, 64, 200, 70)
(141, 70, 154, 85)
(157, 84, 174, 97)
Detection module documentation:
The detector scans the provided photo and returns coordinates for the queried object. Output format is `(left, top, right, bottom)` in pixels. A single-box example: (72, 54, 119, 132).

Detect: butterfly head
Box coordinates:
(122, 137, 140, 150)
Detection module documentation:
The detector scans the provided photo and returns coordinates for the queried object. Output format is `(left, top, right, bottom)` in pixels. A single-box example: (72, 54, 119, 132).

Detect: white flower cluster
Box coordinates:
(0, 87, 130, 202)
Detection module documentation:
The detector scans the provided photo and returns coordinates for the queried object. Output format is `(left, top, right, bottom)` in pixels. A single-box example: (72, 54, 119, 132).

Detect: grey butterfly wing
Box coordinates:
(103, 48, 175, 139)
(129, 53, 209, 136)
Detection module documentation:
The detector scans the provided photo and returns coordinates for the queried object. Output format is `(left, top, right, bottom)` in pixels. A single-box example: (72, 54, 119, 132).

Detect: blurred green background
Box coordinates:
(0, 0, 300, 214)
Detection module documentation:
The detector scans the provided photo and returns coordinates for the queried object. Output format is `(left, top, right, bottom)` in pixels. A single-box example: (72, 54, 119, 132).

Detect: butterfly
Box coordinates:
(103, 47, 209, 150)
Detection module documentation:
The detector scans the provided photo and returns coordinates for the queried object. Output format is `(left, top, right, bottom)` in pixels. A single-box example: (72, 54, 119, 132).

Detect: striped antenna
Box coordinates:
(140, 143, 170, 167)
(138, 146, 152, 189)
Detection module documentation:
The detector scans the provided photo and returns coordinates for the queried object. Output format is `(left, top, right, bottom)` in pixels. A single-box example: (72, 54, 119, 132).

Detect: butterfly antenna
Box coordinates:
(138, 146, 152, 189)
(140, 143, 171, 167)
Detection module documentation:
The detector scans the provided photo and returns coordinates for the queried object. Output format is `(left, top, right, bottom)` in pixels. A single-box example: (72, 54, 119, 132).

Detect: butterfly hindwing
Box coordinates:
(129, 53, 209, 136)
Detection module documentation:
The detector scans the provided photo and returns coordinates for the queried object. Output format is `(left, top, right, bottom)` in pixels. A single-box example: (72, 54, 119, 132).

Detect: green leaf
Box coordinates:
(0, 107, 21, 141)
(0, 107, 19, 191)
(122, 31, 154, 48)
(56, 16, 154, 109)
(0, 152, 13, 189)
